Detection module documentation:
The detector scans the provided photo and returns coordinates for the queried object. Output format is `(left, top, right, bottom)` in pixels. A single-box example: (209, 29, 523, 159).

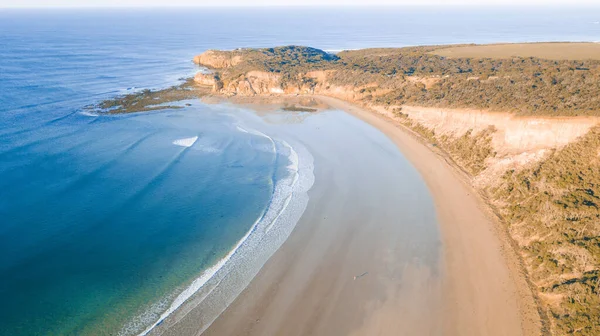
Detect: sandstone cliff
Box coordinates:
(193, 50, 243, 69)
(193, 50, 598, 170)
(193, 49, 598, 160)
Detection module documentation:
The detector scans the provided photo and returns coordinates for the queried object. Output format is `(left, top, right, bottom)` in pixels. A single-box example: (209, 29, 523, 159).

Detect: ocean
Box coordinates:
(1, 6, 599, 336)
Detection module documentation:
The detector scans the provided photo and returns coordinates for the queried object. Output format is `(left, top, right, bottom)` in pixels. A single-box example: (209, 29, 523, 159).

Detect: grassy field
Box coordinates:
(432, 42, 600, 61)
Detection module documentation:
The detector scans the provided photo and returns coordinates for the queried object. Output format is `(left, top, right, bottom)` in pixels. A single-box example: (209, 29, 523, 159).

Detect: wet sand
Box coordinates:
(318, 96, 540, 336)
(159, 97, 538, 336)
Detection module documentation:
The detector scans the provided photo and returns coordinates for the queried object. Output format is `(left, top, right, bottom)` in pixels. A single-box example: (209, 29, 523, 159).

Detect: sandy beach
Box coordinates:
(318, 96, 542, 336)
(158, 96, 540, 336)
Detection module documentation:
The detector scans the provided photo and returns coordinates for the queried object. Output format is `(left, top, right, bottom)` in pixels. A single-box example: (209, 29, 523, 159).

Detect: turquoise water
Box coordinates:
(1, 106, 289, 334)
(1, 6, 599, 336)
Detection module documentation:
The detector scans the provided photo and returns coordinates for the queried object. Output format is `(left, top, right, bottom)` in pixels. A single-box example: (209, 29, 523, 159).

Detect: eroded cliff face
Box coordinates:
(193, 49, 599, 177)
(362, 108, 597, 197)
(194, 50, 371, 98)
(194, 72, 220, 89)
(193, 50, 243, 69)
(399, 106, 596, 154)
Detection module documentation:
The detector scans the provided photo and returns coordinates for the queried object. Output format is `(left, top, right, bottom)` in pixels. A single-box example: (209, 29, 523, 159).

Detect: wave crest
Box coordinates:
(122, 125, 315, 336)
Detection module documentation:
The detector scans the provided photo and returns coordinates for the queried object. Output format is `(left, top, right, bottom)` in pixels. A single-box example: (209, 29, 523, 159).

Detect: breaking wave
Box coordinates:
(172, 136, 199, 148)
(120, 125, 314, 336)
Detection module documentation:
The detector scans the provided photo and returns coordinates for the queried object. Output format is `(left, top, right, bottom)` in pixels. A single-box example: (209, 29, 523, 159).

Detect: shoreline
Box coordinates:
(166, 93, 544, 335)
(165, 97, 446, 335)
(115, 89, 545, 335)
(316, 95, 542, 335)
(138, 115, 316, 336)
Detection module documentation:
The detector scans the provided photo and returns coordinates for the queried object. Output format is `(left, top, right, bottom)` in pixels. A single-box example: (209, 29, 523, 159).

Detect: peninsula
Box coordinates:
(98, 42, 600, 335)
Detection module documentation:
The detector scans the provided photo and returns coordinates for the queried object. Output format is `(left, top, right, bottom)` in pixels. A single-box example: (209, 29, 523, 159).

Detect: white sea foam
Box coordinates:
(236, 125, 278, 154)
(236, 125, 275, 143)
(79, 111, 99, 117)
(265, 194, 293, 233)
(172, 136, 198, 148)
(136, 206, 264, 336)
(236, 125, 249, 134)
(281, 140, 299, 185)
(123, 125, 315, 336)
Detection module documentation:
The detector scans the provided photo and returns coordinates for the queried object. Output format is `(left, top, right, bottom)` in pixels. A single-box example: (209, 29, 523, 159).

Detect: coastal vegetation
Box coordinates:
(394, 109, 497, 176)
(98, 43, 600, 117)
(490, 127, 600, 334)
(394, 114, 600, 334)
(191, 44, 600, 116)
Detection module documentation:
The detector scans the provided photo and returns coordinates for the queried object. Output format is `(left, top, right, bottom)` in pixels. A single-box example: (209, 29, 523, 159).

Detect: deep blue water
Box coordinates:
(1, 6, 599, 336)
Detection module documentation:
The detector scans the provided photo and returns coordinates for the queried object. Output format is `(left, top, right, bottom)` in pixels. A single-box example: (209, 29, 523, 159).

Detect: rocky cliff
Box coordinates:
(193, 50, 243, 69)
(193, 49, 598, 172)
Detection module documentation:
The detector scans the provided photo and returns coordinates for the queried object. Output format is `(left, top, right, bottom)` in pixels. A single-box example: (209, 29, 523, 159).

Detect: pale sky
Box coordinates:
(0, 0, 597, 7)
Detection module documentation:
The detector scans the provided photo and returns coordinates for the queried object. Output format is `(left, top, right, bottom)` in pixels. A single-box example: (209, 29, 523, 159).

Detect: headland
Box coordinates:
(98, 42, 600, 335)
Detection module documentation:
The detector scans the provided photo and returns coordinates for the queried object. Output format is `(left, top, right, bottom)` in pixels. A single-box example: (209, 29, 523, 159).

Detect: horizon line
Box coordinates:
(2, 4, 599, 9)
